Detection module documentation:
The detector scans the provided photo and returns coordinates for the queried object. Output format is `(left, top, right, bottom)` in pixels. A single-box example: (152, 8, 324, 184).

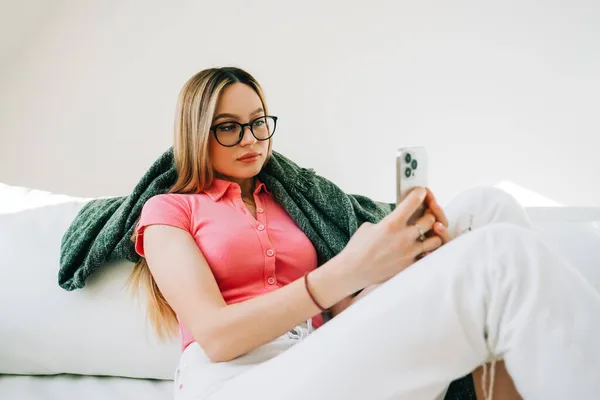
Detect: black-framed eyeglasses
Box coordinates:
(210, 116, 278, 147)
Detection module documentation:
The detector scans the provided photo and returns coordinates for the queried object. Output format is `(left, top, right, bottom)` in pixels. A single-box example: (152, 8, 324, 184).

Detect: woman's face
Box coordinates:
(209, 83, 270, 181)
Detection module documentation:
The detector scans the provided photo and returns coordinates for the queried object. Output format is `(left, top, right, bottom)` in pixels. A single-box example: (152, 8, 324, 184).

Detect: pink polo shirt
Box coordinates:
(134, 178, 324, 351)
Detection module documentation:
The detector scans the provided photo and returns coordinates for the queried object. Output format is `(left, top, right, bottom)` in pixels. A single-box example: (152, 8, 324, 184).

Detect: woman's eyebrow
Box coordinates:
(249, 107, 264, 116)
(213, 108, 264, 122)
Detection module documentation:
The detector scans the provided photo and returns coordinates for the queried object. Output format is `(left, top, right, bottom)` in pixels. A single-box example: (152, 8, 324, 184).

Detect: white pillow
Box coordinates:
(526, 205, 600, 292)
(0, 181, 93, 215)
(0, 183, 179, 380)
(533, 222, 600, 294)
(526, 206, 600, 226)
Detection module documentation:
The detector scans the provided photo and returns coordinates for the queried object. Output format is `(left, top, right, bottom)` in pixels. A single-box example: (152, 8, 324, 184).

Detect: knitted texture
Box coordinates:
(59, 148, 393, 290)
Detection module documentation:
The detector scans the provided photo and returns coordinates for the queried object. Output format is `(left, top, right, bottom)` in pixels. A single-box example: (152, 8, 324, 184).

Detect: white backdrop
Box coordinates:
(0, 0, 598, 207)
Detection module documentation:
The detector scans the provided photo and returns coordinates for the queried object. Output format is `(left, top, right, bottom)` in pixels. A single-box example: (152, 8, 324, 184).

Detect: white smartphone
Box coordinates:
(396, 146, 428, 225)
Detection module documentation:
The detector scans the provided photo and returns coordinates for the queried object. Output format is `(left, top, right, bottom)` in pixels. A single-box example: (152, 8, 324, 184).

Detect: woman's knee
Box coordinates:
(472, 222, 537, 252)
(465, 222, 547, 279)
(448, 187, 531, 234)
(463, 187, 523, 214)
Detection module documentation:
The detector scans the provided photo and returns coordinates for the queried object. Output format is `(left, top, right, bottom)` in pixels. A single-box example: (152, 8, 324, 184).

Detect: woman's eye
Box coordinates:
(217, 124, 236, 132)
(253, 119, 265, 127)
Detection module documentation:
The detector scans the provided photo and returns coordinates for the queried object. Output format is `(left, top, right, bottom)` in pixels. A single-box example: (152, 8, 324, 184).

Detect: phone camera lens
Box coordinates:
(404, 167, 411, 178)
(404, 153, 412, 163)
(411, 159, 418, 170)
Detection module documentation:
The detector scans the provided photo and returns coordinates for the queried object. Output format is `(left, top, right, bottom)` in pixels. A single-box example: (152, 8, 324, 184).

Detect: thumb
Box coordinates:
(382, 187, 427, 229)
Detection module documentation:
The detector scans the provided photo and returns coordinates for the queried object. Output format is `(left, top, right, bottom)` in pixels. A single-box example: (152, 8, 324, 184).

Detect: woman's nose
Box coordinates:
(239, 125, 257, 145)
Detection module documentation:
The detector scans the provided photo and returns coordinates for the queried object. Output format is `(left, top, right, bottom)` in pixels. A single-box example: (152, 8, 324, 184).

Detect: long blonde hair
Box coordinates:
(129, 67, 273, 339)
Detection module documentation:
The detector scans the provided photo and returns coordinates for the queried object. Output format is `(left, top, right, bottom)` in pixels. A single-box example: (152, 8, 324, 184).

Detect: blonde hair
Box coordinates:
(129, 67, 273, 339)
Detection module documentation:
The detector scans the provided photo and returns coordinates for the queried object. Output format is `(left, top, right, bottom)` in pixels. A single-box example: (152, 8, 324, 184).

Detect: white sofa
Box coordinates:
(1, 181, 599, 400)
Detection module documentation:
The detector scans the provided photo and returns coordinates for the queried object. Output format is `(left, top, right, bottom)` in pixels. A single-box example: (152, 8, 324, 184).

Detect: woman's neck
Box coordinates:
(237, 177, 255, 200)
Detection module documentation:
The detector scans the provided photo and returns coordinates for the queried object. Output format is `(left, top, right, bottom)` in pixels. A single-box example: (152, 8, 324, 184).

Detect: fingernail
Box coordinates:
(436, 222, 445, 229)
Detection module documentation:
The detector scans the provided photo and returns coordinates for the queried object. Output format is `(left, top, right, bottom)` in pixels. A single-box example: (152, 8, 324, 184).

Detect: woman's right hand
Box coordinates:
(337, 187, 443, 292)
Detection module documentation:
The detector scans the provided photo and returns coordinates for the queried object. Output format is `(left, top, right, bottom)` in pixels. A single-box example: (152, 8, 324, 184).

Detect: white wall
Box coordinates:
(1, 0, 599, 206)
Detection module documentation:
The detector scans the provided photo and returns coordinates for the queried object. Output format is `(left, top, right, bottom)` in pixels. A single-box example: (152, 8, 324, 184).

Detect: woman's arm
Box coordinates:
(143, 224, 359, 363)
(330, 284, 382, 317)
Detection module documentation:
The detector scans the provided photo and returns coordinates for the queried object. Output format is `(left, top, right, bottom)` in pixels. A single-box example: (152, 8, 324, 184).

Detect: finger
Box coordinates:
(425, 187, 448, 227)
(410, 235, 442, 259)
(433, 221, 452, 244)
(423, 208, 434, 220)
(384, 187, 427, 228)
(412, 213, 436, 240)
(425, 188, 449, 227)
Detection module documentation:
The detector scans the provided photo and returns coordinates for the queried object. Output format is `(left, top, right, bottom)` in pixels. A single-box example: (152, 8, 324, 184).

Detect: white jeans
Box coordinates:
(174, 187, 600, 400)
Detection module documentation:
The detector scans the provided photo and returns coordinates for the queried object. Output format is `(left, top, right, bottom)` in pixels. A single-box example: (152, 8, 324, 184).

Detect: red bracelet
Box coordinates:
(304, 272, 328, 312)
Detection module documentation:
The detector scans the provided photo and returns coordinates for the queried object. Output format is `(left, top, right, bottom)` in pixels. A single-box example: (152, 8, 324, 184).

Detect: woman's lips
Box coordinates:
(237, 154, 261, 163)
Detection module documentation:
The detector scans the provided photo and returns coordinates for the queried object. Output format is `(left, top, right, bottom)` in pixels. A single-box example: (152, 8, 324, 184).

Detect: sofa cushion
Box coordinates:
(1, 183, 598, 380)
(0, 183, 179, 379)
(533, 221, 600, 294)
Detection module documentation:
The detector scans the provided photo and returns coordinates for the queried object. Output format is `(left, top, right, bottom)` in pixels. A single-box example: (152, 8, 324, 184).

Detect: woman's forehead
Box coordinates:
(215, 83, 263, 116)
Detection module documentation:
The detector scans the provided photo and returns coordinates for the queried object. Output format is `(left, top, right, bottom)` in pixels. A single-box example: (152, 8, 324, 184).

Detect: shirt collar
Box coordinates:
(204, 178, 271, 202)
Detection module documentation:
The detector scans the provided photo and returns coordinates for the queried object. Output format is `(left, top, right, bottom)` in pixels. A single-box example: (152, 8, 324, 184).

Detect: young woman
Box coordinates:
(131, 67, 600, 400)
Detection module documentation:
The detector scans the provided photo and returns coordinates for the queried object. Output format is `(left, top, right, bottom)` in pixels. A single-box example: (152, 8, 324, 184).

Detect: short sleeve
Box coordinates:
(134, 194, 191, 257)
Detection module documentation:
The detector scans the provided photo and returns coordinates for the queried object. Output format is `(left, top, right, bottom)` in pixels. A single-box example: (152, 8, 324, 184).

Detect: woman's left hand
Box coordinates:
(424, 188, 452, 244)
(347, 188, 450, 306)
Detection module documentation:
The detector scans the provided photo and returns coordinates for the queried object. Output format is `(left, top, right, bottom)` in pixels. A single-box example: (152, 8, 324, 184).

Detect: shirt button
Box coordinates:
(267, 277, 276, 285)
(257, 224, 265, 231)
(257, 207, 264, 213)
(266, 249, 275, 257)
